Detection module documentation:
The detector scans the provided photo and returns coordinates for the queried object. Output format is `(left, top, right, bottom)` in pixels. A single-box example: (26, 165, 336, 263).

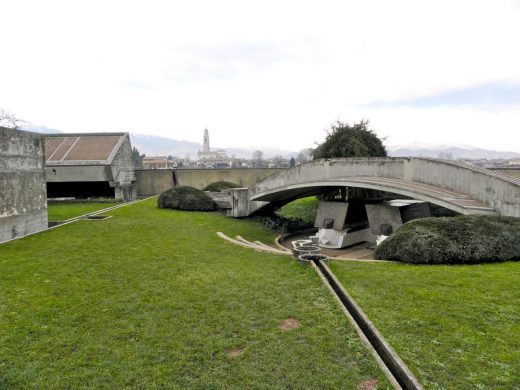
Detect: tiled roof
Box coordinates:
(45, 133, 126, 164)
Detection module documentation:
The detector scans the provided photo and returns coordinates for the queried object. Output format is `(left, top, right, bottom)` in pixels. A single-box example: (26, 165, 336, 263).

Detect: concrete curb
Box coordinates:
(316, 260, 424, 390)
(310, 261, 402, 389)
(216, 232, 290, 255)
(0, 196, 157, 246)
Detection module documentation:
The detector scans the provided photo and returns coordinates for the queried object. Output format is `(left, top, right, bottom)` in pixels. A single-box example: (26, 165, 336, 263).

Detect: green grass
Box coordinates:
(47, 203, 119, 222)
(328, 261, 520, 389)
(277, 196, 319, 223)
(0, 198, 389, 389)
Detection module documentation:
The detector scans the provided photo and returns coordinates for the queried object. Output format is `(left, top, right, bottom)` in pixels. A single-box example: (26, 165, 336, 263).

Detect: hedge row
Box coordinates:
(375, 215, 520, 264)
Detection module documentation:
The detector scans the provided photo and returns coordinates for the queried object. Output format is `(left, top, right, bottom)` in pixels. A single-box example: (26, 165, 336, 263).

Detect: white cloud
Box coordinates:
(1, 0, 520, 152)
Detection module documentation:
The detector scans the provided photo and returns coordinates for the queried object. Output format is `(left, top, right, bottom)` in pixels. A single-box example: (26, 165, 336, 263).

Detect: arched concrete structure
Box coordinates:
(229, 158, 520, 217)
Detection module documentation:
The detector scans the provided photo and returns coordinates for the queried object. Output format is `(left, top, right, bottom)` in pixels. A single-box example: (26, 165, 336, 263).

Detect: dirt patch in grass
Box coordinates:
(227, 348, 243, 357)
(279, 318, 301, 330)
(359, 378, 379, 390)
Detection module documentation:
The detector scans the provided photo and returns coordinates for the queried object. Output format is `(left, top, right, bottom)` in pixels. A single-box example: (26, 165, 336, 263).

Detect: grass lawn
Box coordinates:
(1, 198, 390, 388)
(277, 196, 319, 223)
(47, 202, 120, 222)
(328, 261, 520, 389)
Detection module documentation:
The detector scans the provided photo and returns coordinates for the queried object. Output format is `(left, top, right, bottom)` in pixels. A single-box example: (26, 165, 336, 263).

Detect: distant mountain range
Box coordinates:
(128, 133, 297, 159)
(20, 123, 64, 134)
(19, 123, 520, 160)
(388, 143, 520, 160)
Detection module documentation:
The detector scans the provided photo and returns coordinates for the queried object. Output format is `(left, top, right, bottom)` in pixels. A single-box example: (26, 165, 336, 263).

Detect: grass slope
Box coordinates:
(1, 199, 388, 389)
(328, 261, 520, 389)
(47, 203, 119, 222)
(277, 197, 319, 223)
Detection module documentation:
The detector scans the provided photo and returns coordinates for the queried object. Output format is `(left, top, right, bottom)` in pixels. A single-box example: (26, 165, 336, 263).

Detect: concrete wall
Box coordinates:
(135, 168, 283, 197)
(46, 165, 109, 182)
(174, 168, 283, 189)
(1, 127, 48, 242)
(135, 169, 174, 197)
(109, 134, 136, 201)
(408, 158, 520, 217)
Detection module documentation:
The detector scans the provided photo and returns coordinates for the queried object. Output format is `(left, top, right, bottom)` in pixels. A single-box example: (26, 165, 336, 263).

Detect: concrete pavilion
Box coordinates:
(44, 133, 137, 201)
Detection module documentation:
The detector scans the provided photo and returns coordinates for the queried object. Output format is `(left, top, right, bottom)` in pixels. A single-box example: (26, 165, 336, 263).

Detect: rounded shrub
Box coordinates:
(375, 215, 520, 264)
(157, 186, 216, 211)
(202, 181, 240, 192)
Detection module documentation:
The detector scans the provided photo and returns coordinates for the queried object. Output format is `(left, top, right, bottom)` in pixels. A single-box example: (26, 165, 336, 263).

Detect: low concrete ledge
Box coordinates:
(317, 261, 423, 390)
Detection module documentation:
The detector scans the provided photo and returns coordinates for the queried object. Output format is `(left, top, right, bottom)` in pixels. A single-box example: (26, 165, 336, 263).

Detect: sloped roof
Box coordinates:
(45, 133, 128, 165)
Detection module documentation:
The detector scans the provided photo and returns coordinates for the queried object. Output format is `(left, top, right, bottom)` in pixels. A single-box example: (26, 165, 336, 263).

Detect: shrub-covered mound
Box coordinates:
(158, 186, 216, 211)
(202, 181, 240, 192)
(375, 215, 520, 264)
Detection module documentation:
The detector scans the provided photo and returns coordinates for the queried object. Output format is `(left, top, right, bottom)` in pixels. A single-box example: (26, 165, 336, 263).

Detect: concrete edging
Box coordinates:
(0, 196, 157, 246)
(217, 232, 290, 255)
(315, 260, 423, 390)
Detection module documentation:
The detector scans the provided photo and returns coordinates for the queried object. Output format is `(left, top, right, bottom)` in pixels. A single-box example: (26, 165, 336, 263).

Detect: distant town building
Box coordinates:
(197, 128, 235, 168)
(142, 156, 181, 169)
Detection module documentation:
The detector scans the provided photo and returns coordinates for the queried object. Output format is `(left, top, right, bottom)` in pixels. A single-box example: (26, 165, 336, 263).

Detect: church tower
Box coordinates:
(203, 128, 210, 152)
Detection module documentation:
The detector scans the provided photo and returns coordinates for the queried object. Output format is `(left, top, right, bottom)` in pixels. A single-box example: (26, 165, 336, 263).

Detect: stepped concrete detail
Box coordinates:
(229, 158, 520, 217)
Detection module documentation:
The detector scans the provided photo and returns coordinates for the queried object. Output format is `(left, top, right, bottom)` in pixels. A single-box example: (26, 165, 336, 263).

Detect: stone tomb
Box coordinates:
(313, 199, 431, 249)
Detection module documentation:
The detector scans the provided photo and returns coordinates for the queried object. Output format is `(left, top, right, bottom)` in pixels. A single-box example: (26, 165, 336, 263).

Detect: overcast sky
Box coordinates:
(1, 0, 520, 152)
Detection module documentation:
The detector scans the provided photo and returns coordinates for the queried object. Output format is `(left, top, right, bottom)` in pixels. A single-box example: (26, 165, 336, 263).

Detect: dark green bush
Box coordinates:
(202, 181, 240, 192)
(252, 213, 313, 233)
(157, 186, 216, 211)
(375, 215, 520, 264)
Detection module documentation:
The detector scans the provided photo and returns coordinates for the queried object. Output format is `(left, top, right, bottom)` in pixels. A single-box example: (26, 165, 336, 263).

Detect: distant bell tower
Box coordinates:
(203, 128, 210, 152)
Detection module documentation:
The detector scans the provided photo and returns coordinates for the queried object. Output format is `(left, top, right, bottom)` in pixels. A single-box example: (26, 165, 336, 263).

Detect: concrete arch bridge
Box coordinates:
(228, 157, 520, 218)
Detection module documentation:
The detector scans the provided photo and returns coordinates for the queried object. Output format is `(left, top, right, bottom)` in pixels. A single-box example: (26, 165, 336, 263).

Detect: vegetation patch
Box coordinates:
(47, 202, 119, 222)
(202, 181, 240, 192)
(157, 186, 216, 211)
(252, 213, 313, 233)
(375, 215, 520, 264)
(277, 196, 319, 223)
(0, 199, 389, 388)
(328, 260, 520, 389)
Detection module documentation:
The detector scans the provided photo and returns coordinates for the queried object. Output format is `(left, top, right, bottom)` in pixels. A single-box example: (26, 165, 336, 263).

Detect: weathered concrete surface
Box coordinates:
(174, 168, 283, 190)
(134, 168, 284, 197)
(490, 168, 520, 179)
(206, 191, 232, 209)
(315, 201, 349, 230)
(45, 133, 136, 201)
(365, 201, 431, 236)
(231, 158, 520, 217)
(135, 169, 174, 197)
(1, 127, 48, 242)
(227, 188, 269, 217)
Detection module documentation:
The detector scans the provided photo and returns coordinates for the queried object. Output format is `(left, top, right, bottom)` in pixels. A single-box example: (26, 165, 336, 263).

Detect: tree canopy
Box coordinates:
(312, 120, 387, 160)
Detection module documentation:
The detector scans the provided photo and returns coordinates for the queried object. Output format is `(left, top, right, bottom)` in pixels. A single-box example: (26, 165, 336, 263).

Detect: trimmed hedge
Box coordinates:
(375, 215, 520, 264)
(202, 181, 240, 192)
(157, 186, 216, 211)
